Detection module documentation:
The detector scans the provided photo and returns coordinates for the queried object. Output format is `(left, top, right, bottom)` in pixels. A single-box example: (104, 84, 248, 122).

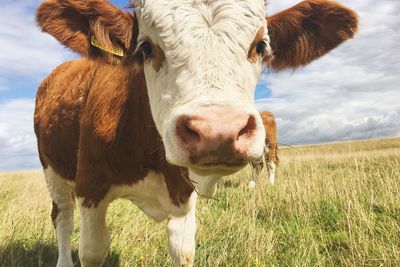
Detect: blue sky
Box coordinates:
(0, 0, 399, 171)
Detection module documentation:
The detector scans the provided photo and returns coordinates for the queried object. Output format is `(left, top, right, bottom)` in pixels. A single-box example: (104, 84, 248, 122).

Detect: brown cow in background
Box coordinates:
(249, 111, 279, 186)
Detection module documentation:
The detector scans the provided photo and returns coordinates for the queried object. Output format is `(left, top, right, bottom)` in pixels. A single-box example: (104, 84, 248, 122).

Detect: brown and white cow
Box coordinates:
(34, 0, 358, 266)
(249, 111, 278, 187)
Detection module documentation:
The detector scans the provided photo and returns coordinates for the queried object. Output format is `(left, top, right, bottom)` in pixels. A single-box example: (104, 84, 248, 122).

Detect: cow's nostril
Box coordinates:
(184, 122, 201, 142)
(238, 115, 257, 139)
(176, 117, 201, 145)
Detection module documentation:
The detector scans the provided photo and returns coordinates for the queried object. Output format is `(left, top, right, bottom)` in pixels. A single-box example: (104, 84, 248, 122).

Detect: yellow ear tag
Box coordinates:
(90, 35, 126, 57)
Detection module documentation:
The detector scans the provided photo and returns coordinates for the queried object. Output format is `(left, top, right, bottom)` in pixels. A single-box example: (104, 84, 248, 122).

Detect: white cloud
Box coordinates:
(0, 0, 74, 170)
(257, 0, 400, 144)
(0, 0, 73, 81)
(0, 99, 40, 170)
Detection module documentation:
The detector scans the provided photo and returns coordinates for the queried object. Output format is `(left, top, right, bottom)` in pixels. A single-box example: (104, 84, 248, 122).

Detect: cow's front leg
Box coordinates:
(78, 199, 110, 267)
(168, 193, 197, 267)
(248, 160, 264, 189)
(267, 162, 276, 185)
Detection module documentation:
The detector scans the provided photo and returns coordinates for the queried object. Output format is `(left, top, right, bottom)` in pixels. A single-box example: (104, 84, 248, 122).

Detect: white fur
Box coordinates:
(78, 199, 110, 267)
(248, 180, 256, 189)
(168, 194, 197, 267)
(108, 171, 196, 220)
(136, 0, 270, 170)
(267, 162, 276, 184)
(43, 167, 75, 267)
(190, 171, 220, 197)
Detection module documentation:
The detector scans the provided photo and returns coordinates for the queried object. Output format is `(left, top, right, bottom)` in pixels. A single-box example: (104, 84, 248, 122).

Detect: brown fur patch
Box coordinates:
(248, 27, 265, 63)
(35, 59, 94, 181)
(266, 0, 358, 69)
(260, 111, 279, 165)
(152, 44, 166, 71)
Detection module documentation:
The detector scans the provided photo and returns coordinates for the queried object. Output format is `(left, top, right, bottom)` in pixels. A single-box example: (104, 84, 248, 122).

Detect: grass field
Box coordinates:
(0, 138, 399, 266)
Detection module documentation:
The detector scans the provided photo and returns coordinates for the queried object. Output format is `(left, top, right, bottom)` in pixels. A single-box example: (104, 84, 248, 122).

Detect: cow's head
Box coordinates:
(37, 0, 357, 177)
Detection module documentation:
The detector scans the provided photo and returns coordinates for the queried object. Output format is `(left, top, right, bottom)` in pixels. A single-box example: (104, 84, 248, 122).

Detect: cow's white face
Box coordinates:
(136, 0, 270, 176)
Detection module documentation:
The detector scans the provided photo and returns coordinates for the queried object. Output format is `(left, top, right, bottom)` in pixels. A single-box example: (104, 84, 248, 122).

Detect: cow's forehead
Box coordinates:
(135, 0, 268, 50)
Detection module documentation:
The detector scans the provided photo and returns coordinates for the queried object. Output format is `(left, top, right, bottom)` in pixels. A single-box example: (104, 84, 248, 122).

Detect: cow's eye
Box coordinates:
(140, 41, 153, 58)
(256, 41, 267, 56)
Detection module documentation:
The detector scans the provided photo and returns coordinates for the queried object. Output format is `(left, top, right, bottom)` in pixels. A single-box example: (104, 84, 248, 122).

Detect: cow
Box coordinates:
(249, 111, 278, 187)
(34, 0, 358, 266)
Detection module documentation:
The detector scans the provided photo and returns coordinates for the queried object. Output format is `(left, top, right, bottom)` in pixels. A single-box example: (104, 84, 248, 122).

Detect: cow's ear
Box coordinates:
(266, 0, 358, 70)
(36, 0, 138, 64)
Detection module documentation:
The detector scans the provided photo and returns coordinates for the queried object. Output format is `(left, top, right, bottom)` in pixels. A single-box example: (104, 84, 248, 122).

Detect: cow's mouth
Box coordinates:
(190, 161, 247, 176)
(201, 161, 247, 167)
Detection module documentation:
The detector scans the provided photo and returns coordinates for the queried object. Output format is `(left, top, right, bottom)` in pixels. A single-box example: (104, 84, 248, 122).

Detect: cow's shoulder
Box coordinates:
(34, 59, 98, 180)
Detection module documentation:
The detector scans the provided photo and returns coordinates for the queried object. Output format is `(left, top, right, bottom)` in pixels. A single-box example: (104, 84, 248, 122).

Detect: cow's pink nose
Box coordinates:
(176, 109, 257, 163)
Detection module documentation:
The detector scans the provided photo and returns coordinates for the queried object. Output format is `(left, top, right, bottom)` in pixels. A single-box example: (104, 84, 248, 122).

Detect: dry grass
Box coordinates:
(0, 138, 399, 266)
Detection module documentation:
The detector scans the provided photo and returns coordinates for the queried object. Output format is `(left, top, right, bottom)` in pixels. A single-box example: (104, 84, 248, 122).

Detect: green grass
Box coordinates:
(0, 138, 399, 266)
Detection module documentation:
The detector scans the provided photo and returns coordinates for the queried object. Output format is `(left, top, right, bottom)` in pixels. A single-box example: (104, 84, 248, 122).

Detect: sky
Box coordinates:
(0, 0, 399, 171)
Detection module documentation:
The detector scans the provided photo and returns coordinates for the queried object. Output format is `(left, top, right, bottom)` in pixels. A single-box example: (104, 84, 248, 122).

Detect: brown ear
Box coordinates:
(36, 0, 137, 63)
(266, 0, 358, 70)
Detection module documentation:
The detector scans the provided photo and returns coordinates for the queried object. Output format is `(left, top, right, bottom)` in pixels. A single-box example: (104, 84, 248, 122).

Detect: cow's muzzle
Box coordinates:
(175, 107, 261, 175)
